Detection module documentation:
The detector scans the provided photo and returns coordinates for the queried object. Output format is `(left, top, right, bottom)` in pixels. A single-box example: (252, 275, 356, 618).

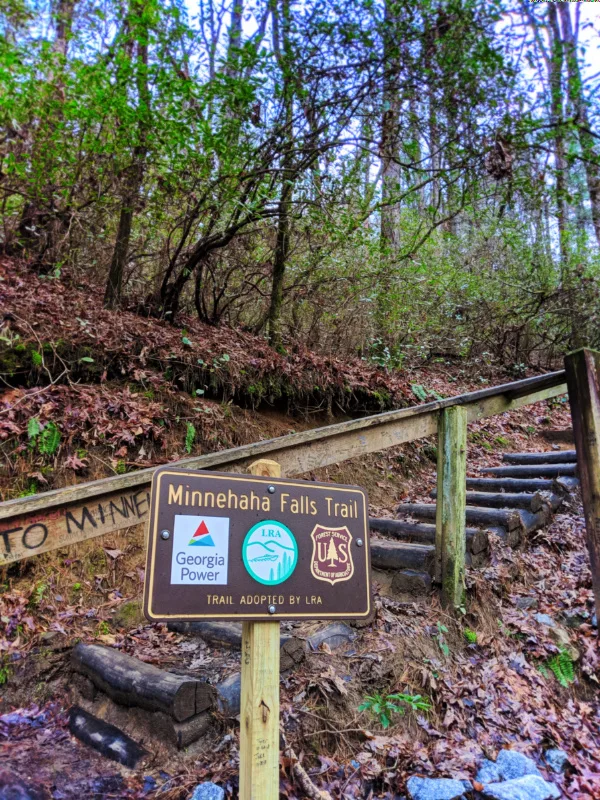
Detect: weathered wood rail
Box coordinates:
(0, 369, 568, 604)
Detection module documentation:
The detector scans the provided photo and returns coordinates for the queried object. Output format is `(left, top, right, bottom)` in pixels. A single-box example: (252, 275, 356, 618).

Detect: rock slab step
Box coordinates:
(476, 750, 542, 783)
(482, 775, 560, 800)
(406, 776, 470, 800)
(189, 783, 225, 800)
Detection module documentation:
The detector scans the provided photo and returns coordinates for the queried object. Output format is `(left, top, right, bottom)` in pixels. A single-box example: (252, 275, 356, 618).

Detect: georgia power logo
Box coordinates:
(242, 520, 298, 586)
(170, 514, 229, 585)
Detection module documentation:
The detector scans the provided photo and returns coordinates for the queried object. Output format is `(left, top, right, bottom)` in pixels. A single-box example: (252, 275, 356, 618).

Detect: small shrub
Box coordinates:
(38, 422, 61, 456)
(185, 422, 196, 454)
(358, 691, 432, 729)
(543, 648, 575, 687)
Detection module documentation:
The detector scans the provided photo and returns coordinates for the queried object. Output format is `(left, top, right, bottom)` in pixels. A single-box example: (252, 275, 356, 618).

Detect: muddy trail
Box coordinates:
(1, 394, 598, 800)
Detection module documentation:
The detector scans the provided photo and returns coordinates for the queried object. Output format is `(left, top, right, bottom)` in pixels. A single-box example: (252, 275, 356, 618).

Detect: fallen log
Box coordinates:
(68, 706, 148, 768)
(502, 450, 577, 465)
(396, 502, 523, 532)
(369, 518, 489, 554)
(480, 464, 577, 478)
(430, 489, 546, 512)
(167, 621, 305, 672)
(370, 540, 435, 574)
(71, 643, 215, 722)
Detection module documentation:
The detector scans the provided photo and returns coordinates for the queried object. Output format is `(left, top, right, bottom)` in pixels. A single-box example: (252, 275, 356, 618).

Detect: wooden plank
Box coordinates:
(436, 406, 467, 608)
(564, 349, 600, 617)
(239, 459, 281, 800)
(0, 377, 567, 566)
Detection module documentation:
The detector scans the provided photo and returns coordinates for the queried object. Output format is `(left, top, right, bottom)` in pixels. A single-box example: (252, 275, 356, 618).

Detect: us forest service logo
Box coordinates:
(310, 525, 354, 585)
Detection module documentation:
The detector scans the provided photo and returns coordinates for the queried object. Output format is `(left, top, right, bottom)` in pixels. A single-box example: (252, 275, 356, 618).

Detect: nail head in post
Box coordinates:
(161, 530, 170, 540)
(268, 485, 276, 494)
(356, 538, 363, 547)
(268, 605, 276, 614)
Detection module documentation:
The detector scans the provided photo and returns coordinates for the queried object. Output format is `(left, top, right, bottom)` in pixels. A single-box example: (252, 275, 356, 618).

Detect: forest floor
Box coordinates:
(0, 258, 599, 799)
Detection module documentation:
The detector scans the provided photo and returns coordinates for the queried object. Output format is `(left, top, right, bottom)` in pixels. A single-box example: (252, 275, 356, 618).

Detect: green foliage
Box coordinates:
(115, 459, 127, 475)
(435, 622, 450, 657)
(27, 416, 41, 443)
(31, 350, 43, 367)
(185, 422, 196, 454)
(0, 657, 11, 686)
(411, 384, 443, 403)
(96, 621, 111, 636)
(29, 582, 47, 608)
(464, 628, 478, 644)
(545, 649, 575, 688)
(38, 422, 61, 456)
(358, 691, 432, 729)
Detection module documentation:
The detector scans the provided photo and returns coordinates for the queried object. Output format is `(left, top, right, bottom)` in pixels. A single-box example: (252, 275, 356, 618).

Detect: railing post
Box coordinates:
(435, 406, 467, 608)
(564, 348, 600, 619)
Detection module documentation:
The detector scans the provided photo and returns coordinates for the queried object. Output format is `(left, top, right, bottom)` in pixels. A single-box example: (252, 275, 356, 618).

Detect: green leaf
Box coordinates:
(411, 384, 428, 402)
(27, 417, 41, 440)
(38, 422, 60, 456)
(80, 356, 94, 363)
(185, 422, 196, 454)
(182, 336, 193, 347)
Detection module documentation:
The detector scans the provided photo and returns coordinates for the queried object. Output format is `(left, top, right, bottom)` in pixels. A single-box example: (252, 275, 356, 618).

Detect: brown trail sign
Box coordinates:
(143, 459, 371, 800)
(143, 466, 371, 621)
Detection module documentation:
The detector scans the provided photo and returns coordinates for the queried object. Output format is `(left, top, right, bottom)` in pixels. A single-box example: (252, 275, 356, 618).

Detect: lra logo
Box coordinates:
(310, 525, 354, 585)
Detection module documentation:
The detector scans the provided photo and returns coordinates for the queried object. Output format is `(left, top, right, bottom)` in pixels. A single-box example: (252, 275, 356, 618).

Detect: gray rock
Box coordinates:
(515, 597, 538, 611)
(189, 783, 225, 800)
(406, 776, 468, 800)
(216, 672, 241, 716)
(306, 622, 355, 651)
(482, 775, 560, 800)
(534, 613, 555, 628)
(558, 610, 589, 629)
(476, 760, 502, 784)
(495, 750, 541, 780)
(544, 748, 569, 774)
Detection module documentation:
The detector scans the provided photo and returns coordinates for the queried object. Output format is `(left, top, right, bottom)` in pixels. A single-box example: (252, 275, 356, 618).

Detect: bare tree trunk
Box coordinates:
(558, 4, 600, 247)
(380, 0, 402, 254)
(547, 5, 569, 266)
(104, 9, 150, 309)
(267, 0, 294, 351)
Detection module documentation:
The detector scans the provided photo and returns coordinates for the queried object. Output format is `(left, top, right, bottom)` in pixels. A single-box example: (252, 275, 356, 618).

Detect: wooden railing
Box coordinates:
(0, 370, 568, 602)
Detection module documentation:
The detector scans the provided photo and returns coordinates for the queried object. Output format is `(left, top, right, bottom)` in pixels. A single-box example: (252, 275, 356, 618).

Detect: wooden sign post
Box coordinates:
(241, 460, 282, 800)
(142, 461, 371, 798)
